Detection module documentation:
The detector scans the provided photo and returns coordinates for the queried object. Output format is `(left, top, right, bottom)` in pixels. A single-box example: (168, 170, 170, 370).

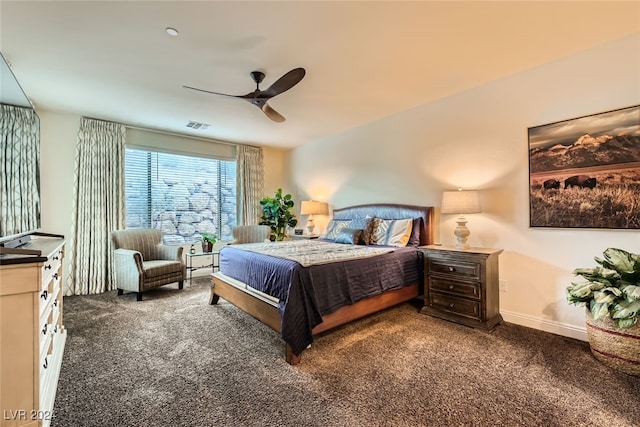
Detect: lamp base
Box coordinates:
(453, 215, 471, 250)
(306, 216, 316, 235)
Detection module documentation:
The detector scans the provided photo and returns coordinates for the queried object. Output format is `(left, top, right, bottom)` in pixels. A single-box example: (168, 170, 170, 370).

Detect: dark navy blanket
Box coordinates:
(219, 243, 421, 355)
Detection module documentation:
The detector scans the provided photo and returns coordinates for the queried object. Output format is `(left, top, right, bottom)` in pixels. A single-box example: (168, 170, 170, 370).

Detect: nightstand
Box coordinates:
(419, 245, 503, 330)
(288, 234, 319, 240)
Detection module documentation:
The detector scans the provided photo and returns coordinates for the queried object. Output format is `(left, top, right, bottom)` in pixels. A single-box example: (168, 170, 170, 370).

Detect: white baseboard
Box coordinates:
(501, 310, 588, 342)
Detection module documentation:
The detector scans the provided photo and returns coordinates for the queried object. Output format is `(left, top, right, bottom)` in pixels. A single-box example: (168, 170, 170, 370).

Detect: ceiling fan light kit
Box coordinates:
(184, 67, 305, 122)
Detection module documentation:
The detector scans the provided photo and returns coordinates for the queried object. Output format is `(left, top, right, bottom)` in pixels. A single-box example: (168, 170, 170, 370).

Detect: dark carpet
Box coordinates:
(52, 279, 640, 427)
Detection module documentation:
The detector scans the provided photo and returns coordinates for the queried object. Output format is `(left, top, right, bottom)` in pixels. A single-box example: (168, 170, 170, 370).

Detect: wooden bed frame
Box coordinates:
(209, 203, 434, 365)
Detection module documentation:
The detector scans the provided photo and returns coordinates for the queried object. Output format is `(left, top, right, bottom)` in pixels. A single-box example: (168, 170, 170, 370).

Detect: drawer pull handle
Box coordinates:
(43, 359, 48, 369)
(53, 255, 59, 260)
(448, 266, 456, 272)
(45, 265, 52, 270)
(54, 273, 59, 280)
(54, 300, 58, 307)
(42, 324, 48, 335)
(41, 290, 48, 300)
(54, 325, 58, 333)
(448, 285, 455, 290)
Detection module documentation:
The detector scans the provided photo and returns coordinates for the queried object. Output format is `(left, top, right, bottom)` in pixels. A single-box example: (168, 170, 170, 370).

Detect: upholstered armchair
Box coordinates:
(230, 225, 271, 244)
(111, 229, 185, 301)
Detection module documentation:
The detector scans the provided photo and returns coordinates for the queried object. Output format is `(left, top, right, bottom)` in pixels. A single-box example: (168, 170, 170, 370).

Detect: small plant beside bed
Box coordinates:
(259, 188, 298, 241)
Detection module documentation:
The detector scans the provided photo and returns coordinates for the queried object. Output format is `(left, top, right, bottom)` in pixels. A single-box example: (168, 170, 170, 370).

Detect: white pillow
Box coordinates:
(370, 218, 413, 247)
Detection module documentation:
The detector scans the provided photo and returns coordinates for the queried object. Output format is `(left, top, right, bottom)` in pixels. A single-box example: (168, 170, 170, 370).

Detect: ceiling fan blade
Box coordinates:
(262, 103, 285, 122)
(183, 85, 239, 98)
(259, 68, 306, 98)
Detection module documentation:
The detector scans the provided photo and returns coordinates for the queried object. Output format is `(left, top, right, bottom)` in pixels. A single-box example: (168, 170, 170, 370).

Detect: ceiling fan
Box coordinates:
(183, 67, 306, 123)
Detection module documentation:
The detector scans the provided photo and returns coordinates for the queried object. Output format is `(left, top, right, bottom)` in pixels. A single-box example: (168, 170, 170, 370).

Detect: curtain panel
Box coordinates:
(67, 117, 125, 295)
(0, 104, 40, 236)
(236, 145, 264, 225)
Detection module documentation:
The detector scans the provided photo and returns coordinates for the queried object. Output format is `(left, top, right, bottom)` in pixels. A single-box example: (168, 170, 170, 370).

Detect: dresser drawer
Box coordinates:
(41, 256, 61, 292)
(428, 258, 480, 280)
(429, 277, 481, 299)
(428, 292, 481, 320)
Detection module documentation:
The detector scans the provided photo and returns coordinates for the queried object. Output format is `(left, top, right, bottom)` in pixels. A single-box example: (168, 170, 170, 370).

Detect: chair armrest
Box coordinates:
(157, 244, 183, 262)
(113, 248, 144, 286)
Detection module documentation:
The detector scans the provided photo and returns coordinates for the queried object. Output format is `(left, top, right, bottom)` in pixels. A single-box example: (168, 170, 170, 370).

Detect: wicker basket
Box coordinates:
(585, 309, 640, 376)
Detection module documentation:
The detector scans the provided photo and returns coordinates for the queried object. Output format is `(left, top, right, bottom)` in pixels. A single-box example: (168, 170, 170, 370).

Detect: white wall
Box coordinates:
(37, 112, 287, 287)
(287, 34, 640, 340)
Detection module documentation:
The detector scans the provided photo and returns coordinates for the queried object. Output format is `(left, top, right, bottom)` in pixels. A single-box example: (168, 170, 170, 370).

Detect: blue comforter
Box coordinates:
(219, 241, 421, 355)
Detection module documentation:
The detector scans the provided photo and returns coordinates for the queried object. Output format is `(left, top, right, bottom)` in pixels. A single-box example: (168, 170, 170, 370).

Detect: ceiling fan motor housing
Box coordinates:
(250, 71, 265, 84)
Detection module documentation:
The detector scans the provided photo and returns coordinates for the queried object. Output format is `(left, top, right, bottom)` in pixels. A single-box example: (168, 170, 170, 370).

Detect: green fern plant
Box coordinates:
(566, 247, 640, 328)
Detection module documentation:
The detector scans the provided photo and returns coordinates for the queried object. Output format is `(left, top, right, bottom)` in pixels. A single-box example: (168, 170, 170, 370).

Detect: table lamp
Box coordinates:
(441, 189, 481, 250)
(300, 200, 328, 236)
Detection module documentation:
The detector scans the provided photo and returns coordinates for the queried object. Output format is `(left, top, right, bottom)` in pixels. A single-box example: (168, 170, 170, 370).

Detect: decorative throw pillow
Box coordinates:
(320, 219, 350, 240)
(347, 217, 375, 245)
(334, 228, 364, 245)
(407, 217, 423, 247)
(369, 218, 413, 247)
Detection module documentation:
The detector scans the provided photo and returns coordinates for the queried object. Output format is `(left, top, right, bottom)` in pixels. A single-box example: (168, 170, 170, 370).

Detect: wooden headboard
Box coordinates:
(332, 203, 434, 246)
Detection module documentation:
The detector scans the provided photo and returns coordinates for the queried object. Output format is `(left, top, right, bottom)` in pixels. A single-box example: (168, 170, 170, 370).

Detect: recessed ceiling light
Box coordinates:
(165, 27, 179, 36)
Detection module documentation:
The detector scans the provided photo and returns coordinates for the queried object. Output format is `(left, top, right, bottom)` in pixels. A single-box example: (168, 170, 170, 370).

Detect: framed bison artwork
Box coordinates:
(528, 104, 640, 229)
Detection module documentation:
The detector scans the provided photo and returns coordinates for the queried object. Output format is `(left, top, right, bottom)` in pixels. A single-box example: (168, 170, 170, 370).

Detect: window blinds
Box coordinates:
(124, 148, 237, 243)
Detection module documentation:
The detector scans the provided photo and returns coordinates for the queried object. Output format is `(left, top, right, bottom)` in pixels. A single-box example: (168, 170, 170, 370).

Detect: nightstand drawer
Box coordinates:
(429, 277, 480, 299)
(428, 292, 481, 319)
(428, 258, 480, 280)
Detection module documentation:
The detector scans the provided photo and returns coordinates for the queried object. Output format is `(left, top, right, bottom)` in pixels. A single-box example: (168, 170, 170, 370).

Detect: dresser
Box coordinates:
(419, 245, 503, 330)
(0, 234, 66, 427)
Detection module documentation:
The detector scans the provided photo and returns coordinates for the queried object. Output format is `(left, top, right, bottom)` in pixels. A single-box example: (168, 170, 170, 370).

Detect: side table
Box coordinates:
(419, 245, 503, 330)
(186, 250, 220, 283)
(288, 234, 319, 240)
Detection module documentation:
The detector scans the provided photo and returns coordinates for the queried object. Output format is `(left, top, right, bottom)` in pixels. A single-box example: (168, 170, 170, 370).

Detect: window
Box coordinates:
(124, 148, 236, 243)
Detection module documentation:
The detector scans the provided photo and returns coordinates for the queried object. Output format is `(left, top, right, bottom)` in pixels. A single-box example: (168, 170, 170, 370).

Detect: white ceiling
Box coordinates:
(1, 1, 638, 149)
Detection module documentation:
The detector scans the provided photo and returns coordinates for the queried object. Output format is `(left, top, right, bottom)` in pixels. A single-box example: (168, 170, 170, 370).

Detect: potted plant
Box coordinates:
(566, 247, 640, 376)
(259, 188, 298, 241)
(200, 232, 217, 253)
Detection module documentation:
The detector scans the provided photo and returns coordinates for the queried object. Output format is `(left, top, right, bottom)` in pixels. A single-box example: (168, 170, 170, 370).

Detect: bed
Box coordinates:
(209, 203, 434, 364)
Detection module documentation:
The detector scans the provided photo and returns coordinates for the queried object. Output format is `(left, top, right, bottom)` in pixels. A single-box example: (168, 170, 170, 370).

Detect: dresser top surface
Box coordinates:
(0, 234, 65, 265)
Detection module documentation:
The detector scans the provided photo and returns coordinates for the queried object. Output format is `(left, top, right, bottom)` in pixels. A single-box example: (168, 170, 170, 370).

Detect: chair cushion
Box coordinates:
(143, 260, 184, 278)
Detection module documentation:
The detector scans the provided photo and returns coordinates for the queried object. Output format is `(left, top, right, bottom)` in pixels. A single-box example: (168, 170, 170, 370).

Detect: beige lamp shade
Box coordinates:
(441, 190, 481, 250)
(441, 190, 481, 214)
(300, 200, 329, 216)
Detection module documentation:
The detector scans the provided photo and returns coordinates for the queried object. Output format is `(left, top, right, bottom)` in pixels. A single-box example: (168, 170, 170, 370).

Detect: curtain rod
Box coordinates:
(124, 124, 261, 149)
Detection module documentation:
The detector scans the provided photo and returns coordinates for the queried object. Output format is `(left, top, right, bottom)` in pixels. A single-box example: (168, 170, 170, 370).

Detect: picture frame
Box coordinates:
(528, 105, 640, 229)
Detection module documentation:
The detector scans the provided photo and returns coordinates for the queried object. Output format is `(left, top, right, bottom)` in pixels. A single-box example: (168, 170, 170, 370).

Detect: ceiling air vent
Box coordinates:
(186, 121, 210, 130)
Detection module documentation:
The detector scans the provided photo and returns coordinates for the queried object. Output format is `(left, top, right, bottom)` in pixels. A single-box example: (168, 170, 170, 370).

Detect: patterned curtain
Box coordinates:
(236, 145, 264, 225)
(67, 117, 126, 295)
(0, 104, 40, 236)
